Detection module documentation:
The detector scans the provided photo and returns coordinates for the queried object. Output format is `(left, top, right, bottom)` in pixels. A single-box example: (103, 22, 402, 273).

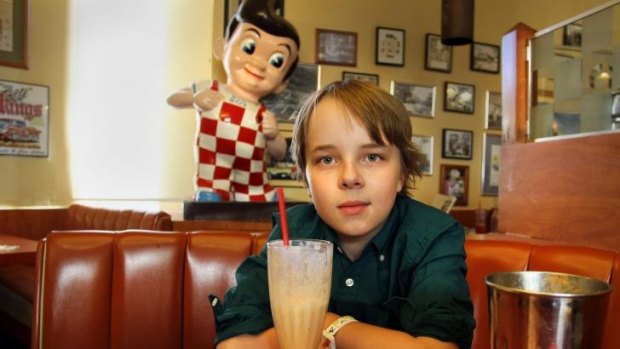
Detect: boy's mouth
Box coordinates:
(244, 68, 264, 80)
(338, 201, 369, 215)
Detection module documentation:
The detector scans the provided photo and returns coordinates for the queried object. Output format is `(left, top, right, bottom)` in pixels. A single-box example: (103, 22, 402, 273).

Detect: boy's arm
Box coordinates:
(262, 110, 287, 161)
(322, 312, 458, 349)
(167, 84, 222, 111)
(166, 87, 194, 108)
(215, 327, 278, 349)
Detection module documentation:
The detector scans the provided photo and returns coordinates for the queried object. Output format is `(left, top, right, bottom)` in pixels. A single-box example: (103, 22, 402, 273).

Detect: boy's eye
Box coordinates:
(241, 39, 256, 55)
(269, 53, 285, 68)
(319, 156, 335, 165)
(367, 154, 382, 162)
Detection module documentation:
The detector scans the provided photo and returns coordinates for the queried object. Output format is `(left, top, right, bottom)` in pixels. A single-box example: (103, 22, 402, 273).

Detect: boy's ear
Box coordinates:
(214, 38, 226, 60)
(272, 80, 290, 95)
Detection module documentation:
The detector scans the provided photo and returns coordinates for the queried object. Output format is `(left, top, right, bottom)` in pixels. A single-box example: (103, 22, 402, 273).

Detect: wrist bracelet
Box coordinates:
(322, 315, 357, 349)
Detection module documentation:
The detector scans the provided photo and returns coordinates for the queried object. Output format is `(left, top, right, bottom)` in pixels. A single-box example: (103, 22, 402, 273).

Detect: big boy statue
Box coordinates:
(167, 0, 299, 202)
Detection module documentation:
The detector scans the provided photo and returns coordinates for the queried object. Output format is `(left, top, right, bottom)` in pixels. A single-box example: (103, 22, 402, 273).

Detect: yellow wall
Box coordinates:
(0, 0, 610, 210)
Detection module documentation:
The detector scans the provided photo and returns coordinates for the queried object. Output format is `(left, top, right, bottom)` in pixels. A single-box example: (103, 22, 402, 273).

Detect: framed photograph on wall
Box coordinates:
(262, 63, 320, 123)
(442, 128, 473, 160)
(562, 22, 582, 47)
(470, 42, 500, 74)
(411, 135, 434, 175)
(0, 80, 49, 156)
(0, 0, 29, 69)
(390, 81, 436, 118)
(316, 29, 357, 66)
(481, 133, 501, 196)
(444, 81, 475, 114)
(375, 27, 405, 66)
(485, 91, 502, 130)
(439, 164, 469, 206)
(342, 71, 379, 85)
(424, 34, 452, 73)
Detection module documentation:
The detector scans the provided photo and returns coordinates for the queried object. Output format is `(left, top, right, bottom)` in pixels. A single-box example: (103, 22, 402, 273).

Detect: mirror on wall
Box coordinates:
(529, 1, 620, 141)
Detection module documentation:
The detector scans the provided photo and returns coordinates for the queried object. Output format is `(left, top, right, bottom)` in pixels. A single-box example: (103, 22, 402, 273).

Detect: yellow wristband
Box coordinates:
(322, 315, 357, 349)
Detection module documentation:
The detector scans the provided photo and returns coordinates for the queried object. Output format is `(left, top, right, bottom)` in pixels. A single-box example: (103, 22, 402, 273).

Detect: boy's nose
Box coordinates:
(247, 54, 267, 71)
(339, 162, 363, 189)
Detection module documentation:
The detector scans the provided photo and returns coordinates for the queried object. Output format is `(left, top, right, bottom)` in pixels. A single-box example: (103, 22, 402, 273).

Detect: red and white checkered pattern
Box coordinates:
(193, 80, 275, 201)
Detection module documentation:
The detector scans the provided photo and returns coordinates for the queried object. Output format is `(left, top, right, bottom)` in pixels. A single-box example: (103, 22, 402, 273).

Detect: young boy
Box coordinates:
(167, 0, 299, 202)
(215, 80, 475, 348)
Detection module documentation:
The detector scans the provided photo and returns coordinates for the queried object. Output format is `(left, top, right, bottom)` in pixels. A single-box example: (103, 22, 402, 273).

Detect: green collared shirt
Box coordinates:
(215, 195, 475, 348)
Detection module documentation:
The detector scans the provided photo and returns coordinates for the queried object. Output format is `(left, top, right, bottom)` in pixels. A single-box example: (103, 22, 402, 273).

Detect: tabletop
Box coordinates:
(0, 234, 38, 266)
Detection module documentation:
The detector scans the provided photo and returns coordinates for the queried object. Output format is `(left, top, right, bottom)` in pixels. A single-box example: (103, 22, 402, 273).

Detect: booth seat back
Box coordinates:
(32, 231, 620, 349)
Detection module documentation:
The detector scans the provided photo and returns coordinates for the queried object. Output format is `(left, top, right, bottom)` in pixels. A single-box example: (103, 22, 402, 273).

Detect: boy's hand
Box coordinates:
(193, 88, 223, 111)
(262, 110, 280, 140)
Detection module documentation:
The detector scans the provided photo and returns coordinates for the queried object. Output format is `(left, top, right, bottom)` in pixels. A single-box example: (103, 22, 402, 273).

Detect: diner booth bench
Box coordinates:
(31, 230, 620, 349)
(0, 205, 172, 347)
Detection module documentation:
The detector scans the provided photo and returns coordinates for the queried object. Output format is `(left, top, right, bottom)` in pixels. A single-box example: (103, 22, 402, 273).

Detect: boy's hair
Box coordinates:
(226, 0, 300, 81)
(291, 80, 423, 196)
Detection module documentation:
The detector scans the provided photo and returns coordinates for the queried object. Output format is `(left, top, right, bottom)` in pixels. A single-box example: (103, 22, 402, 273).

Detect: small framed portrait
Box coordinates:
(424, 34, 452, 73)
(375, 27, 405, 67)
(485, 91, 502, 130)
(342, 71, 379, 85)
(444, 81, 475, 114)
(0, 0, 28, 69)
(411, 135, 434, 175)
(316, 29, 357, 67)
(470, 42, 500, 74)
(563, 23, 582, 47)
(481, 133, 501, 196)
(390, 81, 436, 118)
(442, 128, 473, 160)
(439, 164, 469, 206)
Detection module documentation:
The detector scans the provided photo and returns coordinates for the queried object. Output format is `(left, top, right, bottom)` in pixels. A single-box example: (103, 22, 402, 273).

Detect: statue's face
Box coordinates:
(222, 23, 298, 102)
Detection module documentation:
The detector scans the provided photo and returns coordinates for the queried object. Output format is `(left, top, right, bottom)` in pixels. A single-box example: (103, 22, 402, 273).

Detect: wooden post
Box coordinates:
(501, 23, 536, 144)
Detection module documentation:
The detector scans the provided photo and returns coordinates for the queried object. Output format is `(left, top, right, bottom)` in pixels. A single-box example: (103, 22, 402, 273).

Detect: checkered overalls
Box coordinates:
(194, 80, 275, 202)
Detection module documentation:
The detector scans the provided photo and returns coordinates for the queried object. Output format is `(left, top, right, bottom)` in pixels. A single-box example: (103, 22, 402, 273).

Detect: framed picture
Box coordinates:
(262, 63, 320, 123)
(470, 42, 500, 74)
(563, 22, 582, 47)
(0, 0, 29, 69)
(481, 133, 501, 196)
(316, 29, 357, 66)
(0, 80, 49, 157)
(390, 81, 436, 118)
(424, 34, 452, 73)
(411, 135, 434, 175)
(224, 0, 284, 34)
(442, 128, 473, 160)
(485, 91, 502, 130)
(342, 71, 379, 85)
(439, 164, 469, 206)
(375, 27, 405, 66)
(444, 81, 475, 114)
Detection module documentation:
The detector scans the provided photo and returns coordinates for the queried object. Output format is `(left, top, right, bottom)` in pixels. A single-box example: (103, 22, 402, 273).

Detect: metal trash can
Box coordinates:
(486, 271, 612, 349)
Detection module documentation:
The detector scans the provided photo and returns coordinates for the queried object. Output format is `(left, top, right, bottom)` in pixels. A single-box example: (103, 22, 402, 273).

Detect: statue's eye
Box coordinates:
(241, 38, 256, 54)
(269, 53, 285, 68)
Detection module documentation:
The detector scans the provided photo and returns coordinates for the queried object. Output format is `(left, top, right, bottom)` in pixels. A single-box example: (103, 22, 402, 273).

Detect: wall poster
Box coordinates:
(0, 80, 49, 157)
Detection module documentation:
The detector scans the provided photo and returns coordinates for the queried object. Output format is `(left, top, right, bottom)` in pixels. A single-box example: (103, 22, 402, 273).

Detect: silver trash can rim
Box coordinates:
(485, 271, 612, 297)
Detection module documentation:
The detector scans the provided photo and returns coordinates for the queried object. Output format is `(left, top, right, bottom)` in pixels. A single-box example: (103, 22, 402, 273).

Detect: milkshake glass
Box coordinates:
(267, 239, 333, 349)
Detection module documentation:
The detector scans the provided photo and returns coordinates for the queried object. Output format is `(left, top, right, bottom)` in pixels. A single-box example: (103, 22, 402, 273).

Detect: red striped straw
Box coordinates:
(276, 187, 290, 246)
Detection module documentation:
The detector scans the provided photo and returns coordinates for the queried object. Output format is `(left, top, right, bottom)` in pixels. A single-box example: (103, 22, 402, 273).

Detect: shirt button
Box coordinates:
(379, 254, 385, 262)
(345, 278, 354, 287)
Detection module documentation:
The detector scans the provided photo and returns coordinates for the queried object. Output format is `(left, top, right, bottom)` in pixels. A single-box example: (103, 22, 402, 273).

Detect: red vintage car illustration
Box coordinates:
(0, 117, 41, 142)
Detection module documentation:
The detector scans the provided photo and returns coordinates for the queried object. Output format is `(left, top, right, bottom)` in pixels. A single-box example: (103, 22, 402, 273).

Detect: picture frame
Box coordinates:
(563, 22, 582, 47)
(481, 133, 501, 196)
(485, 91, 502, 130)
(411, 134, 434, 175)
(444, 81, 475, 114)
(470, 42, 500, 74)
(439, 164, 469, 206)
(262, 63, 320, 123)
(390, 81, 436, 118)
(0, 80, 49, 157)
(375, 27, 405, 66)
(224, 0, 284, 35)
(0, 0, 29, 69)
(442, 128, 473, 160)
(342, 71, 379, 85)
(424, 33, 452, 73)
(316, 29, 357, 67)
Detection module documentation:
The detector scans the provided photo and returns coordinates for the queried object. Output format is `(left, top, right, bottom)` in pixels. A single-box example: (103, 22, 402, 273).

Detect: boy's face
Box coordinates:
(220, 22, 298, 102)
(304, 97, 404, 241)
